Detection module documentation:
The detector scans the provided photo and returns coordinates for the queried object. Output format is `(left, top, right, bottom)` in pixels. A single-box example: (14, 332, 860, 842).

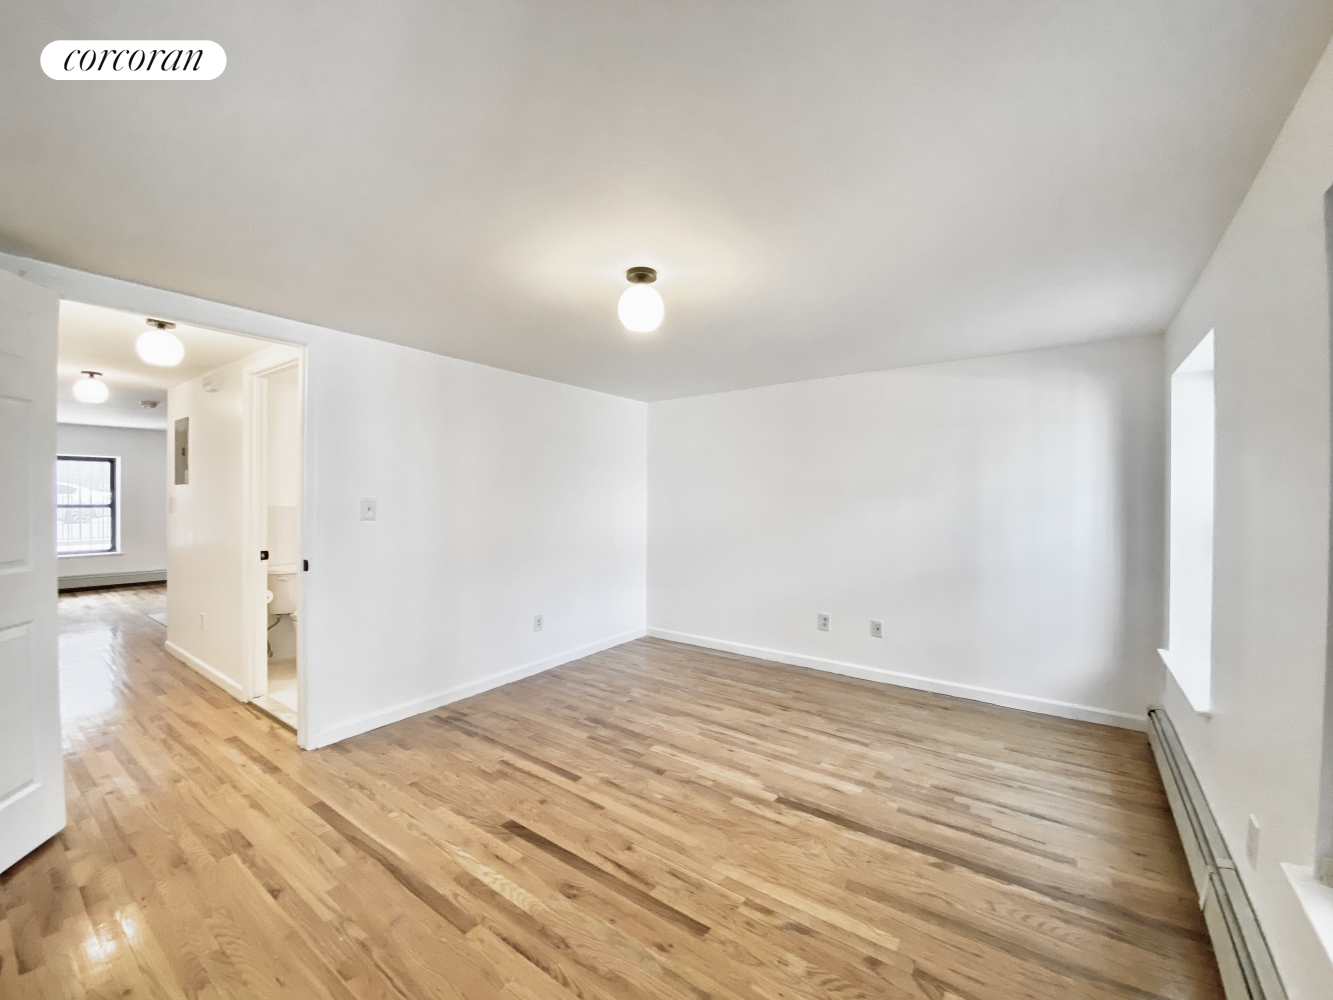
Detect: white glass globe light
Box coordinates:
(618, 280, 664, 333)
(136, 327, 185, 366)
(72, 372, 108, 404)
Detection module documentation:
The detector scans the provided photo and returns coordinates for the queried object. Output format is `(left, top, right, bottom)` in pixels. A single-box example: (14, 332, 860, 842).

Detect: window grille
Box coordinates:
(55, 455, 117, 555)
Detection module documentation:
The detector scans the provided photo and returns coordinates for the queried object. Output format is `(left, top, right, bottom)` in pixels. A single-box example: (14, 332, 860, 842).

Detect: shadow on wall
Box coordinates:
(647, 336, 1164, 723)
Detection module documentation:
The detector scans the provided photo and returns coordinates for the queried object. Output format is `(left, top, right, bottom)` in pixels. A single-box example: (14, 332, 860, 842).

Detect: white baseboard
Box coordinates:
(648, 628, 1147, 731)
(164, 640, 246, 702)
(308, 627, 648, 749)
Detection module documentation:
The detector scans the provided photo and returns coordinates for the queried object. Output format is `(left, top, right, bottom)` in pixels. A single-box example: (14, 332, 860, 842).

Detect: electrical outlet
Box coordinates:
(199, 612, 206, 632)
(533, 614, 544, 632)
(1246, 814, 1261, 869)
(817, 613, 830, 631)
(360, 497, 377, 521)
(168, 496, 176, 513)
(870, 619, 883, 638)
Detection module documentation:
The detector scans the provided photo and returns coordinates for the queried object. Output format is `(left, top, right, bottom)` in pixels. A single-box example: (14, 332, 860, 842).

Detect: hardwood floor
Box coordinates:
(0, 584, 1223, 999)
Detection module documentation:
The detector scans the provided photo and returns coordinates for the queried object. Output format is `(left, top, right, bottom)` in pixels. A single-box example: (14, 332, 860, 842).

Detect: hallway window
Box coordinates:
(1159, 331, 1215, 712)
(55, 455, 117, 555)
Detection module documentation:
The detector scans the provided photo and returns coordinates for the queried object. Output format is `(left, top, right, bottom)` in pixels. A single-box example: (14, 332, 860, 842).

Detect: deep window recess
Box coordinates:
(1158, 331, 1215, 713)
(55, 455, 117, 555)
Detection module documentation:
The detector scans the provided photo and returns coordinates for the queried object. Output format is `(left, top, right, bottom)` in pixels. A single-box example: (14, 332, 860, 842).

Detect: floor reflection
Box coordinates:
(58, 585, 167, 729)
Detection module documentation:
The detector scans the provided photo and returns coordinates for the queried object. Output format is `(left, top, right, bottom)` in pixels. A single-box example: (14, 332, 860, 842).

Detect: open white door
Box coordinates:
(0, 270, 63, 873)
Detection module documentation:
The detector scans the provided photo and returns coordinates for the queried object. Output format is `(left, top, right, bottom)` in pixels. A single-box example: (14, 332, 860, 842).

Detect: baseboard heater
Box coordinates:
(58, 569, 167, 591)
(1146, 706, 1287, 1000)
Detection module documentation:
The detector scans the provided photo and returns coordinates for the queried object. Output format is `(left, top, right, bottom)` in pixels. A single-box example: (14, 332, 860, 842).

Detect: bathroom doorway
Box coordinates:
(246, 358, 303, 730)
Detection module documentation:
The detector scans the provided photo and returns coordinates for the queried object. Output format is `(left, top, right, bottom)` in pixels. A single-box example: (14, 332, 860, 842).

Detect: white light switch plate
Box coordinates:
(360, 498, 377, 521)
(1246, 814, 1261, 869)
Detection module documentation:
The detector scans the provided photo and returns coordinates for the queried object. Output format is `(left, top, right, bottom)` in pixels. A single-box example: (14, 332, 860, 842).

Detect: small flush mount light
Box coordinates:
(140, 400, 159, 409)
(72, 371, 108, 404)
(618, 266, 664, 333)
(135, 318, 184, 367)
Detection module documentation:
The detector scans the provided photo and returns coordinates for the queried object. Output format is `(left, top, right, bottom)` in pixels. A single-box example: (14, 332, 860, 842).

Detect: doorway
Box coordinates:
(247, 359, 303, 731)
(51, 297, 308, 738)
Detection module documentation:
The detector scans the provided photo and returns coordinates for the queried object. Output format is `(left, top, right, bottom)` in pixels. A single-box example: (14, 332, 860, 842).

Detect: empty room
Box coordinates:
(2, 3, 1333, 999)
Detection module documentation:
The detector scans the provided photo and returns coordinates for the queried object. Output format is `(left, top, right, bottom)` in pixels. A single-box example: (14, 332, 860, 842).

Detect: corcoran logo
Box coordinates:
(41, 40, 226, 80)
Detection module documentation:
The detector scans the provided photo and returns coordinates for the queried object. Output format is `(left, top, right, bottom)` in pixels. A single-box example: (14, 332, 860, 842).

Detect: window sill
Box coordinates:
(1156, 648, 1213, 717)
(58, 551, 122, 559)
(1283, 863, 1333, 965)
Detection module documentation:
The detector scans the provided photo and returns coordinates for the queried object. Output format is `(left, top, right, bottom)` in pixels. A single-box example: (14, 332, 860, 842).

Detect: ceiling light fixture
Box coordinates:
(72, 371, 108, 404)
(140, 400, 159, 409)
(618, 266, 664, 333)
(135, 318, 184, 367)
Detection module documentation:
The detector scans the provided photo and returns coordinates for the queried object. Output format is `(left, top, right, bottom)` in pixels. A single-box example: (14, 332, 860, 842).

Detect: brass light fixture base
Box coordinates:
(626, 266, 657, 284)
(146, 318, 177, 330)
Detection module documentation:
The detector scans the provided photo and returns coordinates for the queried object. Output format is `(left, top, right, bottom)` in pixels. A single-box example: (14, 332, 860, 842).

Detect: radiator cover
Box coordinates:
(1146, 706, 1287, 1000)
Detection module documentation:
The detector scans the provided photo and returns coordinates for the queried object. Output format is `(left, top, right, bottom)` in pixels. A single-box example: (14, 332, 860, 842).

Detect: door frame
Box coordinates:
(242, 354, 305, 735)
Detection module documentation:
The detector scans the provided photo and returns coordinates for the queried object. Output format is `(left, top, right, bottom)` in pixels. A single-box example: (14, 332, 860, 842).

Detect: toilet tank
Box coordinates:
(267, 572, 298, 615)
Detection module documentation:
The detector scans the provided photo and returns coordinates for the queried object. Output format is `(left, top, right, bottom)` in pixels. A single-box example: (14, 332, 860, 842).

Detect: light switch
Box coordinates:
(360, 498, 377, 521)
(1246, 814, 1261, 868)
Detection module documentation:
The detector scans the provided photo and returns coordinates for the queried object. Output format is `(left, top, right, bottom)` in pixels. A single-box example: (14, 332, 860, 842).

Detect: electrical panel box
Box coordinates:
(174, 417, 189, 485)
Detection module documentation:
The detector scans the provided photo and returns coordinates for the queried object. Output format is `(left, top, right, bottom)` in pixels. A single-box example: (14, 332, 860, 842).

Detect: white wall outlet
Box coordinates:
(533, 614, 544, 632)
(1246, 814, 1261, 869)
(199, 612, 206, 632)
(870, 620, 883, 638)
(168, 496, 176, 513)
(360, 497, 377, 521)
(817, 613, 830, 631)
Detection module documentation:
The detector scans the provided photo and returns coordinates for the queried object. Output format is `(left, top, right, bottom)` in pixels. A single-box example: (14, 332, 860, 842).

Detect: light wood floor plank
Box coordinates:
(0, 585, 1224, 999)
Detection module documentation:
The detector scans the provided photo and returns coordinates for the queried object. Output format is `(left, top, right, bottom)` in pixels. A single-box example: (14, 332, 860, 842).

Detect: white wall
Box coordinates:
(309, 335, 647, 745)
(142, 295, 647, 746)
(1160, 35, 1333, 1000)
(649, 335, 1164, 727)
(8, 254, 649, 752)
(56, 423, 166, 586)
(166, 344, 296, 700)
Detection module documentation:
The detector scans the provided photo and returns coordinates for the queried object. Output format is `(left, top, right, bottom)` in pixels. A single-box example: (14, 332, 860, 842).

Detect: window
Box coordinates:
(55, 455, 117, 555)
(1159, 331, 1215, 713)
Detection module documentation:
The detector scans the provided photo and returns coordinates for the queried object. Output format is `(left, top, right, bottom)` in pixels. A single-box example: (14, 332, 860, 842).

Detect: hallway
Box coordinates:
(0, 585, 1222, 999)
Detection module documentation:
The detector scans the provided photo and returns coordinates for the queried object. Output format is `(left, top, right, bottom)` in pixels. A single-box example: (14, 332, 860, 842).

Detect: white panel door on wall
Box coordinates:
(0, 270, 63, 874)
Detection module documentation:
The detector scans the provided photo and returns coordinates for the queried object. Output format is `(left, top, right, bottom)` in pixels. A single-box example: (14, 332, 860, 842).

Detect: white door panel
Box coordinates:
(0, 624, 36, 802)
(0, 394, 31, 569)
(0, 298, 35, 363)
(0, 270, 62, 874)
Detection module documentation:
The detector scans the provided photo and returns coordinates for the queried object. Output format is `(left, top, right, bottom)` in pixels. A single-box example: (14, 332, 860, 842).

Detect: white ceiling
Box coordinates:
(58, 300, 269, 428)
(5, 2, 1332, 401)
